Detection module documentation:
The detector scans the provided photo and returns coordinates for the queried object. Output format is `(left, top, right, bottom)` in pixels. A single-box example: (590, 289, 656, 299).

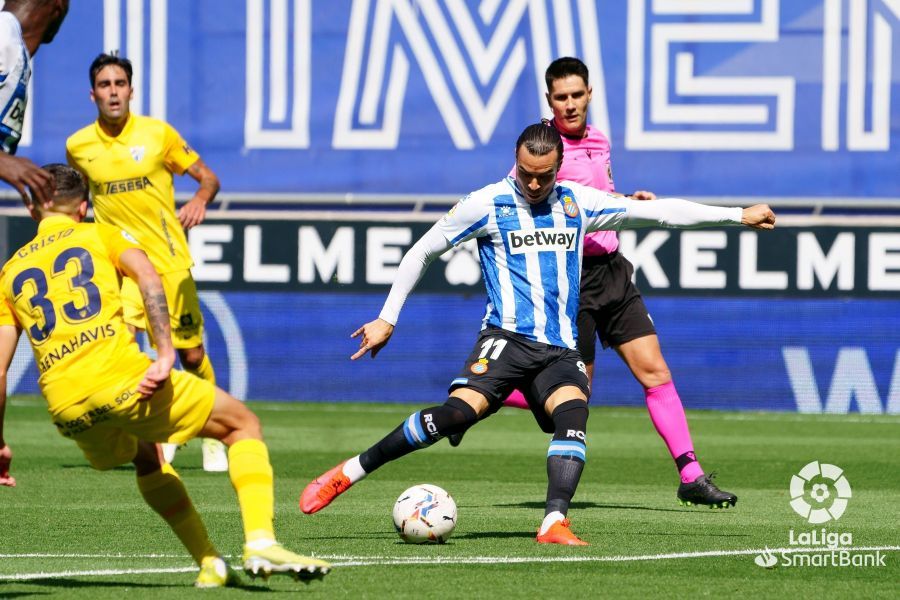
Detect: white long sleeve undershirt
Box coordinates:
(377, 199, 743, 326)
(378, 225, 451, 326)
(623, 198, 742, 229)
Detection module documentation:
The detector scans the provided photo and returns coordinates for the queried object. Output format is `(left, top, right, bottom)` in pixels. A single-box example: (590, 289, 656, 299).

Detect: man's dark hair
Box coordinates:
(29, 163, 86, 213)
(46, 163, 86, 198)
(544, 56, 589, 90)
(89, 52, 133, 87)
(515, 122, 563, 164)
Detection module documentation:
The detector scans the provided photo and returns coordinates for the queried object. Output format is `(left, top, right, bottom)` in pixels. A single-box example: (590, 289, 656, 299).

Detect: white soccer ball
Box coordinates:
(392, 484, 457, 544)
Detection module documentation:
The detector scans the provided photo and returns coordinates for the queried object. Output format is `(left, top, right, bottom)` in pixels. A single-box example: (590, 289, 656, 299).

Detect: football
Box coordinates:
(392, 484, 457, 544)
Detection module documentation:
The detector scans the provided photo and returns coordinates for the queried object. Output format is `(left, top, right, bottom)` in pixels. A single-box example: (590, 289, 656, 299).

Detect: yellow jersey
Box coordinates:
(0, 216, 151, 412)
(0, 290, 13, 327)
(66, 114, 199, 274)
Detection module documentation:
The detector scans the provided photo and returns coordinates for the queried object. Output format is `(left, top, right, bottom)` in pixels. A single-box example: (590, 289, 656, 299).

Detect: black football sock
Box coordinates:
(545, 400, 588, 516)
(359, 397, 477, 473)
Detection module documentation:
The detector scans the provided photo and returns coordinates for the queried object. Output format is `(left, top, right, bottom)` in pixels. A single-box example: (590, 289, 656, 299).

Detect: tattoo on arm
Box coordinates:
(141, 283, 172, 347)
(187, 161, 220, 203)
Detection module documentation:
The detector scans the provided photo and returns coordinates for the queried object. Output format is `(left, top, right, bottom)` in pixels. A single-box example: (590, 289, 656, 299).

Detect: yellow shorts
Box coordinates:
(50, 369, 216, 470)
(121, 269, 204, 349)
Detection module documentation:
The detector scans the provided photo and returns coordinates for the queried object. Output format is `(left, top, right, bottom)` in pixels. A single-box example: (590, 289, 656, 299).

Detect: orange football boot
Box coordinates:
(536, 518, 589, 546)
(300, 461, 353, 514)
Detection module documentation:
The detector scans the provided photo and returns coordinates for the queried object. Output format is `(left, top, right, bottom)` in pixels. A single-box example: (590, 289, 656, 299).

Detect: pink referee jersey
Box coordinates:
(554, 121, 618, 256)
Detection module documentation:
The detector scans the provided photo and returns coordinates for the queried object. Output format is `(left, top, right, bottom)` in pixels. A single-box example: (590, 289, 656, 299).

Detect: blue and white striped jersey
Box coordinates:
(0, 12, 30, 155)
(436, 176, 631, 349)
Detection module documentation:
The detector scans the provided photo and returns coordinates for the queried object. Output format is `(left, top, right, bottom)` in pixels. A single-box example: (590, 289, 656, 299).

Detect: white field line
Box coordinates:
(325, 545, 898, 566)
(1, 546, 896, 580)
(2, 567, 197, 581)
(0, 553, 225, 558)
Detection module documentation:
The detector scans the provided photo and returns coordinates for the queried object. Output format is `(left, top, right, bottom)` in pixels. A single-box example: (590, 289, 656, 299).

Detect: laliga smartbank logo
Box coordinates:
(789, 461, 851, 524)
(753, 462, 887, 569)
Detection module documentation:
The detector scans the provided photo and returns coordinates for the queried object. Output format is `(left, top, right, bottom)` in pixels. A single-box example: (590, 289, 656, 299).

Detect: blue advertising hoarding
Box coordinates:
(3, 214, 898, 414)
(15, 0, 900, 198)
(5, 291, 899, 414)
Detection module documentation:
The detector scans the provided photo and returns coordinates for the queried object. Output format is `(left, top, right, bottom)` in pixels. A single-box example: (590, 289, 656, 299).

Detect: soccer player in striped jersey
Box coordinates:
(300, 123, 775, 545)
(450, 57, 738, 509)
(0, 0, 69, 206)
(0, 165, 330, 586)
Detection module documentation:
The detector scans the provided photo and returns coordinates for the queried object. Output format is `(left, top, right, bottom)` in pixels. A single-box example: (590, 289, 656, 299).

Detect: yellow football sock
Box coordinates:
(136, 463, 217, 565)
(228, 439, 275, 543)
(186, 353, 216, 384)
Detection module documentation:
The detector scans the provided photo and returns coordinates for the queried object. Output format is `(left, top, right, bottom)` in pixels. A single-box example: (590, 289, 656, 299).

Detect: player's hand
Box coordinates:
(0, 153, 54, 208)
(0, 444, 16, 487)
(137, 351, 176, 399)
(630, 190, 656, 201)
(178, 196, 208, 230)
(351, 318, 395, 360)
(741, 204, 776, 230)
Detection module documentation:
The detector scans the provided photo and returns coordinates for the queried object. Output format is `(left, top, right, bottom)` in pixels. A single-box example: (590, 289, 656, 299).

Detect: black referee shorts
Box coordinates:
(576, 251, 656, 363)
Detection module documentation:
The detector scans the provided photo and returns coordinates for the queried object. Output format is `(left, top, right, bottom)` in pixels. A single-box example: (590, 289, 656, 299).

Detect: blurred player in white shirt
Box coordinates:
(0, 0, 68, 206)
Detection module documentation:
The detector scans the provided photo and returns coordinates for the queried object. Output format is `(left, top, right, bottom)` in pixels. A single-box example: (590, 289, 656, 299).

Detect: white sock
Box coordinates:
(342, 455, 367, 483)
(539, 511, 565, 536)
(245, 538, 277, 551)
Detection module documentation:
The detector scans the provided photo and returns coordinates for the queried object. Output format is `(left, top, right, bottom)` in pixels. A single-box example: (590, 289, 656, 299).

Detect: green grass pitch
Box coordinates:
(1, 397, 898, 598)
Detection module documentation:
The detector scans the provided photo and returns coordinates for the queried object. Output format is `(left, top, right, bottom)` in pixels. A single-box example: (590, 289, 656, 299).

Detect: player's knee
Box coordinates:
(443, 397, 479, 428)
(206, 390, 262, 444)
(89, 458, 119, 471)
(638, 365, 671, 389)
(84, 437, 139, 471)
(90, 451, 132, 471)
(178, 346, 205, 371)
(228, 399, 262, 439)
(131, 441, 163, 475)
(411, 398, 478, 446)
(626, 350, 671, 388)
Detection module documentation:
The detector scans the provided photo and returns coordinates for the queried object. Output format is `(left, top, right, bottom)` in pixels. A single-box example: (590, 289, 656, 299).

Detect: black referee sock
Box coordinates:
(359, 397, 477, 473)
(545, 400, 588, 516)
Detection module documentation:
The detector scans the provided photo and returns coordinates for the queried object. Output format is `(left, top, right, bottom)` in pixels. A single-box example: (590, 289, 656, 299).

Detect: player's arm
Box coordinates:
(116, 248, 176, 397)
(0, 153, 54, 208)
(0, 40, 53, 208)
(177, 158, 220, 230)
(582, 186, 774, 232)
(351, 225, 454, 360)
(0, 323, 20, 487)
(622, 198, 775, 230)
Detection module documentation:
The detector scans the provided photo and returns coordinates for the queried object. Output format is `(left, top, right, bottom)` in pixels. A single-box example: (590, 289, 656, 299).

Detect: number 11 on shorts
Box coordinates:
(478, 338, 508, 360)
